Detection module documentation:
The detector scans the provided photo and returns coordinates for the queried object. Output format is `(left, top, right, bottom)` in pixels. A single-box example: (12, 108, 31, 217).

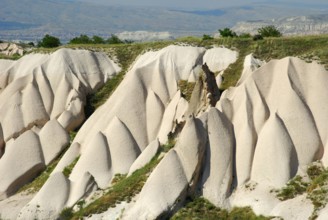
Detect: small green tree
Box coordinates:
(238, 33, 252, 38)
(253, 34, 264, 41)
(69, 34, 92, 44)
(202, 34, 214, 40)
(258, 25, 282, 37)
(92, 35, 105, 44)
(37, 34, 61, 48)
(106, 34, 123, 44)
(218, 28, 237, 38)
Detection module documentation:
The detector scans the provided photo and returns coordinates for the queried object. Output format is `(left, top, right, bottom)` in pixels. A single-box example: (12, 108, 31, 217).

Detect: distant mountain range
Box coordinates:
(233, 14, 328, 36)
(0, 0, 327, 42)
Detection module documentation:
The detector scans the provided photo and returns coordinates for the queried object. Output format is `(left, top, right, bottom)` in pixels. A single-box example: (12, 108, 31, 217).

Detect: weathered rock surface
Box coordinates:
(0, 48, 120, 218)
(0, 43, 24, 56)
(1, 44, 327, 220)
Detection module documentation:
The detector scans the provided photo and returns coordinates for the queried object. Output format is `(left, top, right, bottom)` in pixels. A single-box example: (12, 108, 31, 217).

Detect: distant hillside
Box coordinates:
(0, 0, 326, 41)
(233, 14, 328, 35)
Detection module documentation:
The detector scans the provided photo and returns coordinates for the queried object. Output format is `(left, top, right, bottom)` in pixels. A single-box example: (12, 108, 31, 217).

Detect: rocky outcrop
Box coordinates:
(0, 48, 120, 201)
(0, 43, 24, 56)
(123, 53, 328, 219)
(10, 45, 238, 219)
(232, 14, 328, 36)
(2, 43, 327, 220)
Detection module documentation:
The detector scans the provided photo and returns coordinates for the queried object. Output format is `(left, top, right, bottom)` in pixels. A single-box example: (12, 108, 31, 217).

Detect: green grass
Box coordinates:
(178, 80, 196, 102)
(71, 154, 161, 219)
(306, 163, 328, 219)
(62, 156, 80, 177)
(0, 53, 22, 60)
(171, 197, 271, 220)
(59, 207, 74, 220)
(275, 162, 328, 219)
(276, 175, 309, 201)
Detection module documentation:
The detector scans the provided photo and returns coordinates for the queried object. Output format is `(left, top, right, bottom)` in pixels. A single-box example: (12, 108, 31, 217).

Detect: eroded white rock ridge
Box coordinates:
(0, 48, 120, 207)
(1, 44, 327, 220)
(14, 46, 238, 219)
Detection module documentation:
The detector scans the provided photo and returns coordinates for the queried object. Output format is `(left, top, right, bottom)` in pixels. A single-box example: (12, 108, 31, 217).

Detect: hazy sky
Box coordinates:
(79, 0, 328, 9)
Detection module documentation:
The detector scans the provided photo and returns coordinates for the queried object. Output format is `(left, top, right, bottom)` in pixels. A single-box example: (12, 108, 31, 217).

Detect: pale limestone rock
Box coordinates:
(0, 192, 34, 220)
(251, 113, 298, 188)
(104, 116, 141, 175)
(203, 47, 238, 73)
(318, 203, 328, 220)
(124, 117, 207, 219)
(124, 150, 188, 220)
(128, 139, 160, 176)
(18, 172, 96, 220)
(73, 46, 206, 155)
(202, 108, 234, 208)
(236, 54, 265, 86)
(270, 195, 314, 220)
(174, 97, 188, 123)
(185, 79, 205, 117)
(0, 43, 24, 56)
(0, 48, 120, 201)
(17, 173, 70, 220)
(233, 87, 257, 186)
(66, 172, 97, 207)
(146, 89, 165, 142)
(157, 91, 183, 144)
(52, 142, 81, 174)
(39, 119, 69, 165)
(0, 131, 45, 199)
(2, 46, 327, 220)
(175, 117, 207, 186)
(229, 182, 281, 216)
(69, 132, 111, 189)
(0, 48, 120, 141)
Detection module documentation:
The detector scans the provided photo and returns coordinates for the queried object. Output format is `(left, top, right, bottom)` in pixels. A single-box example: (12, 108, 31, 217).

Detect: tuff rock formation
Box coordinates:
(0, 43, 24, 56)
(0, 44, 327, 220)
(0, 48, 120, 218)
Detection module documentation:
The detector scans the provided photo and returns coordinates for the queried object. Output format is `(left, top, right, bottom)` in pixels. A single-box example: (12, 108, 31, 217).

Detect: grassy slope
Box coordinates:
(171, 197, 270, 220)
(11, 35, 328, 219)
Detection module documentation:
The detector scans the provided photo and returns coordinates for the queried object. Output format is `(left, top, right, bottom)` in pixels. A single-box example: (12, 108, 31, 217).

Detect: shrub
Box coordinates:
(258, 25, 282, 37)
(202, 34, 214, 40)
(219, 28, 237, 38)
(277, 175, 309, 200)
(107, 34, 124, 44)
(253, 34, 264, 41)
(239, 33, 252, 38)
(92, 35, 105, 44)
(37, 34, 61, 48)
(69, 34, 92, 44)
(59, 207, 74, 220)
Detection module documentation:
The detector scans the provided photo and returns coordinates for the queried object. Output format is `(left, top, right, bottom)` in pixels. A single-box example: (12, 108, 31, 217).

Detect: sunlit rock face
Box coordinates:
(0, 48, 120, 203)
(1, 44, 328, 220)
